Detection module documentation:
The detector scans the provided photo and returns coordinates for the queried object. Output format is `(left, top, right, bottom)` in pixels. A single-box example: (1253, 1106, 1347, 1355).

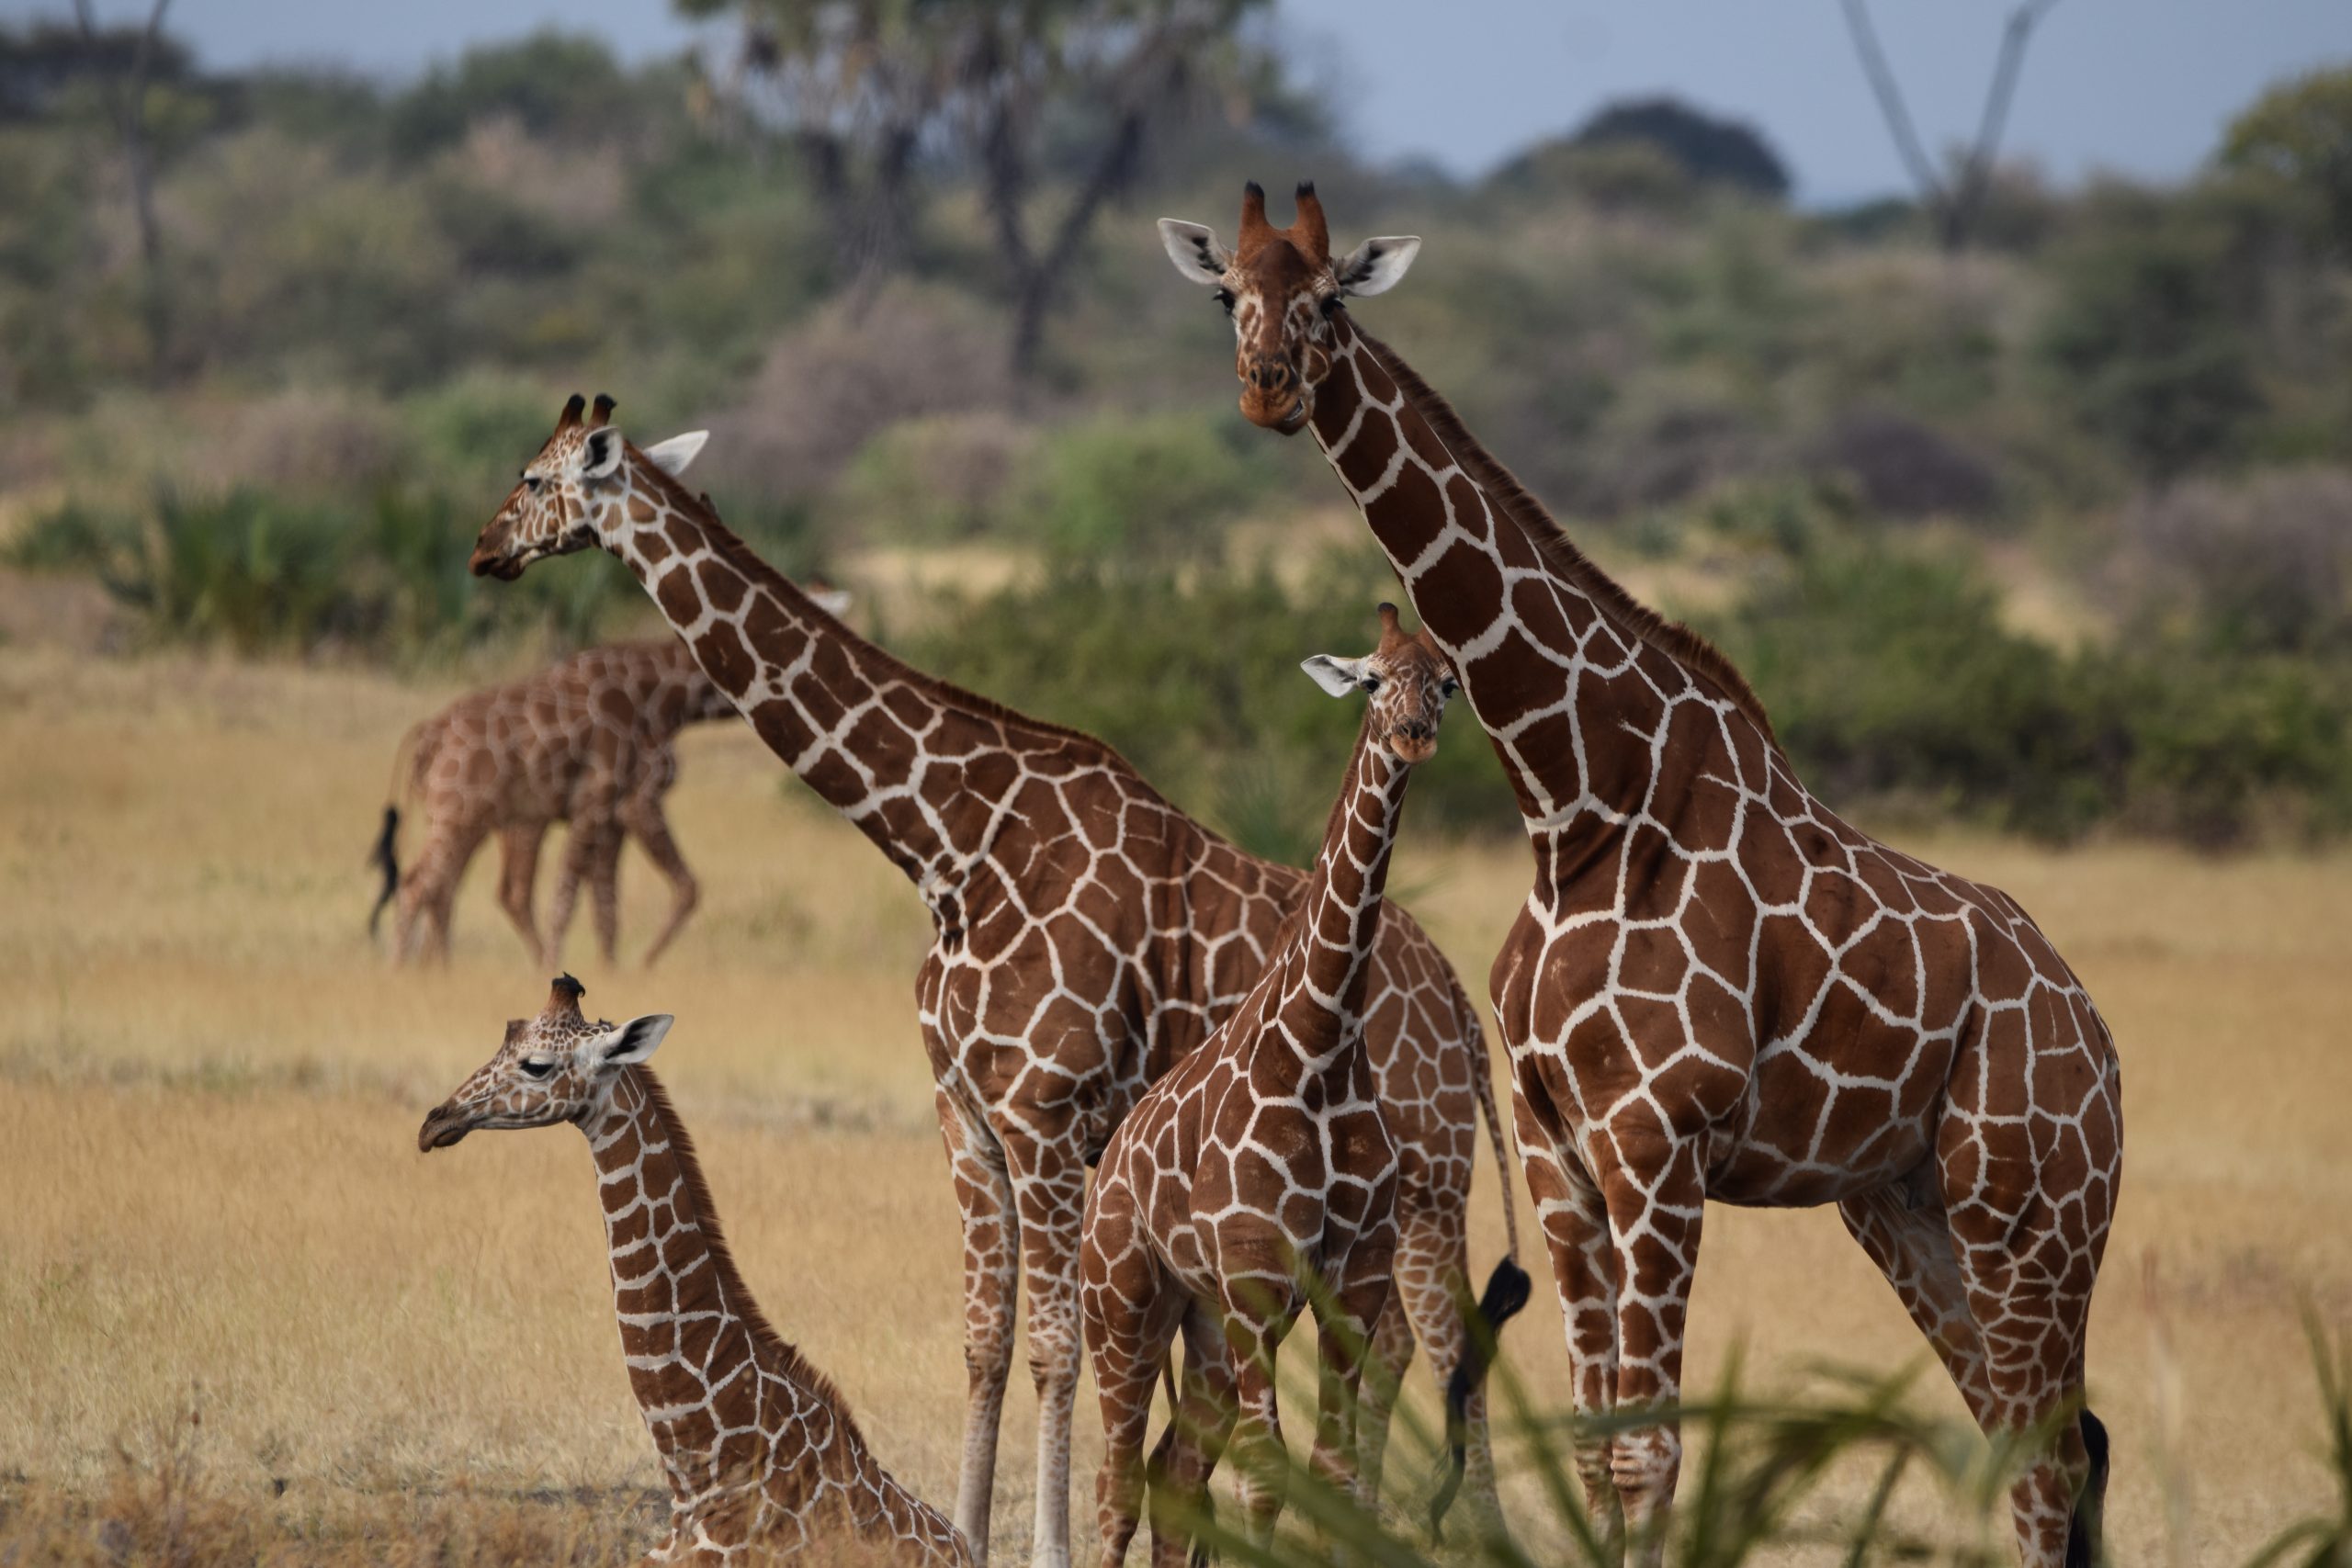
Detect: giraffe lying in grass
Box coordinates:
(1080, 604, 1498, 1568)
(418, 976, 974, 1567)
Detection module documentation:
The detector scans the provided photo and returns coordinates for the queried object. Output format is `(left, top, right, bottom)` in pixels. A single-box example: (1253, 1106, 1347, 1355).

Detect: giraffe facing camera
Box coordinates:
(418, 978, 974, 1565)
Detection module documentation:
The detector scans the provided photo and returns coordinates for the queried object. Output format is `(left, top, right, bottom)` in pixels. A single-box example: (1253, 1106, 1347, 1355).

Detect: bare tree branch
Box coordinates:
(1838, 0, 1944, 208)
(1838, 0, 2064, 253)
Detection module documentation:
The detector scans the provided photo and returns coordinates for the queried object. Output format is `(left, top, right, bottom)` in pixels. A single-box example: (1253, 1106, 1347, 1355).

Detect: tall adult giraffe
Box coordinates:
(466, 394, 1526, 1566)
(1156, 184, 2120, 1568)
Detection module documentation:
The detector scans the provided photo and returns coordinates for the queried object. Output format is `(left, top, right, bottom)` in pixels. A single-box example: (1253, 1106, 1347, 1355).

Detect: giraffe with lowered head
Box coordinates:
(1080, 604, 1474, 1567)
(419, 976, 972, 1565)
(466, 396, 1528, 1565)
(1156, 183, 2121, 1568)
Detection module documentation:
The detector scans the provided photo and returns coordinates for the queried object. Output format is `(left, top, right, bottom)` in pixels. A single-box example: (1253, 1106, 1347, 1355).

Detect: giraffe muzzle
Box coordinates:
(417, 1105, 473, 1152)
(1387, 730, 1437, 764)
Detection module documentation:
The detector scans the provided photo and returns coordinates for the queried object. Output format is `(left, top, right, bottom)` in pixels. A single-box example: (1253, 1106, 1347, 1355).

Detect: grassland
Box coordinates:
(2, 645, 2347, 1562)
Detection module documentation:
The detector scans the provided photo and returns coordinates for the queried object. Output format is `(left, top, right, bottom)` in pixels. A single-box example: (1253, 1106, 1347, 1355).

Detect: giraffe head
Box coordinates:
(468, 394, 711, 581)
(417, 976, 673, 1152)
(1301, 602, 1456, 763)
(1158, 181, 1419, 435)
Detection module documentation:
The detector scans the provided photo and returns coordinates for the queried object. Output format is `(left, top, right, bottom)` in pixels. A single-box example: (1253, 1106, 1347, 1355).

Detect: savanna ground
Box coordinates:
(1, 643, 2346, 1564)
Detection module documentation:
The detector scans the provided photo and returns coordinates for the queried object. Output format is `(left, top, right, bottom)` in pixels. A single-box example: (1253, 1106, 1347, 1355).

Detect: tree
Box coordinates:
(1566, 97, 1789, 199)
(70, 0, 175, 374)
(682, 0, 1269, 378)
(1838, 0, 2063, 253)
(2220, 65, 2352, 257)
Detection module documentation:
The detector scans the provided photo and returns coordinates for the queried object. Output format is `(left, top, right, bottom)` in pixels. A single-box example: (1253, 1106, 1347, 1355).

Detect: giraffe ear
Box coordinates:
(1335, 235, 1421, 298)
(1157, 219, 1232, 286)
(1300, 654, 1367, 698)
(809, 588, 853, 619)
(643, 430, 709, 479)
(599, 1013, 673, 1066)
(579, 425, 627, 481)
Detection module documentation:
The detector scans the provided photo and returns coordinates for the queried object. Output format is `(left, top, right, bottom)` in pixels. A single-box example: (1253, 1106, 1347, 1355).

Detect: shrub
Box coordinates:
(1805, 409, 2001, 521)
(908, 557, 1518, 859)
(831, 413, 1032, 545)
(2121, 467, 2352, 655)
(1011, 411, 1273, 567)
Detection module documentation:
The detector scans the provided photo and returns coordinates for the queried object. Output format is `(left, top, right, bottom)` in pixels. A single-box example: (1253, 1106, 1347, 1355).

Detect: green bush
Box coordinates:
(909, 556, 1519, 861)
(1011, 411, 1277, 568)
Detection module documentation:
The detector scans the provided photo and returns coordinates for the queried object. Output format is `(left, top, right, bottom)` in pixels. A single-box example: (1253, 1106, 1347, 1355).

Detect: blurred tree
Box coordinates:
(1563, 97, 1789, 199)
(70, 0, 175, 375)
(683, 0, 1269, 378)
(1838, 0, 2063, 252)
(386, 30, 642, 161)
(2221, 65, 2352, 257)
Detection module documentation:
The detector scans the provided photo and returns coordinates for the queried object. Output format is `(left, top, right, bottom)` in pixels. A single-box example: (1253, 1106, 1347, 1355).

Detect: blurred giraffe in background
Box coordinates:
(371, 635, 736, 968)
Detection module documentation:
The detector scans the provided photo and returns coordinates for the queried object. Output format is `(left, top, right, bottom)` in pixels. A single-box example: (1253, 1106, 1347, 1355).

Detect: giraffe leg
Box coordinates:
(939, 1089, 1019, 1567)
(618, 794, 698, 968)
(586, 825, 623, 967)
(1593, 1128, 1707, 1568)
(403, 817, 487, 967)
(492, 823, 549, 966)
(1838, 1179, 1999, 1427)
(1307, 1223, 1396, 1515)
(1147, 1306, 1238, 1568)
(1001, 1124, 1088, 1568)
(1214, 1263, 1301, 1553)
(1387, 1203, 1511, 1540)
(1079, 1187, 1178, 1568)
(1937, 1019, 2118, 1568)
(546, 825, 589, 968)
(1512, 1064, 1624, 1557)
(1351, 1278, 1416, 1517)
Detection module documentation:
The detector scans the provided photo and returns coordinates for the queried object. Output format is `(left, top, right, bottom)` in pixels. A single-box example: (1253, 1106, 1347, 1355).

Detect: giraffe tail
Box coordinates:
(368, 721, 424, 940)
(2065, 1408, 2109, 1568)
(1430, 1255, 1533, 1537)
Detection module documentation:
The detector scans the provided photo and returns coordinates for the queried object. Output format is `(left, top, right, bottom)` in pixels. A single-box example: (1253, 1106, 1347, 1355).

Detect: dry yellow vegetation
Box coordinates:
(1, 646, 2346, 1563)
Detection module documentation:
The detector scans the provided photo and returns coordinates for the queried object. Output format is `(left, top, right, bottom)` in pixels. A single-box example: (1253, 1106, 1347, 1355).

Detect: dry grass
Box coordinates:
(1, 645, 2346, 1562)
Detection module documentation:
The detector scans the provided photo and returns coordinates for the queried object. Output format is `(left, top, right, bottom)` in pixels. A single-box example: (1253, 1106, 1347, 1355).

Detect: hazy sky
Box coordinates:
(19, 0, 2351, 204)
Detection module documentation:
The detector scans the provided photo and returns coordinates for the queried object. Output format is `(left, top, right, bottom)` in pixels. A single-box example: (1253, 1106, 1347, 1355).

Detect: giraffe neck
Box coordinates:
(581, 1068, 824, 1508)
(1267, 721, 1413, 1070)
(1307, 312, 1626, 835)
(591, 461, 1024, 896)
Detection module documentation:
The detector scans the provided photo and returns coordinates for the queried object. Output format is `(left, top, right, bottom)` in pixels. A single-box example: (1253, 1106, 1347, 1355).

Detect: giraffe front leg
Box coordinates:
(939, 1089, 1020, 1567)
(492, 822, 549, 965)
(1147, 1306, 1238, 1568)
(618, 793, 698, 967)
(1079, 1183, 1178, 1568)
(1308, 1220, 1396, 1517)
(1594, 1129, 1707, 1568)
(1513, 1071, 1624, 1558)
(1001, 1124, 1089, 1568)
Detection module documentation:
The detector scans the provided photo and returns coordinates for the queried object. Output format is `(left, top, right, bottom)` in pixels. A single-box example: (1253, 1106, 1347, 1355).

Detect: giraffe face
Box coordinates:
(1159, 182, 1419, 434)
(417, 976, 673, 1152)
(1300, 602, 1457, 763)
(469, 393, 710, 581)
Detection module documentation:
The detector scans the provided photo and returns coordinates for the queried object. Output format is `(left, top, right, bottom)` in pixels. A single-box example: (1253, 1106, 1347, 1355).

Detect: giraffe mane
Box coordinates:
(624, 447, 1216, 798)
(1349, 329, 1781, 750)
(626, 1066, 870, 1450)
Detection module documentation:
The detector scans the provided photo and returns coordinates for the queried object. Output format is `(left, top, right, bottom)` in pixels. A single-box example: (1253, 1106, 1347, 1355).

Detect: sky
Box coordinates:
(17, 0, 2352, 206)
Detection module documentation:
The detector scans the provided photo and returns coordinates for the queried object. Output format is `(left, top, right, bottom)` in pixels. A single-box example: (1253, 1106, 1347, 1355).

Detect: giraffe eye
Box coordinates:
(1442, 678, 1459, 698)
(524, 474, 544, 492)
(519, 1057, 557, 1079)
(1212, 288, 1235, 315)
(1359, 676, 1380, 694)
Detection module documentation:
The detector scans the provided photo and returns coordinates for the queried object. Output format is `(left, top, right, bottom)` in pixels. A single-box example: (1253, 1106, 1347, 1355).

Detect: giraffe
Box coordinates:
(1156, 183, 2121, 1568)
(371, 634, 734, 969)
(418, 975, 974, 1566)
(466, 394, 1527, 1566)
(1080, 604, 1470, 1568)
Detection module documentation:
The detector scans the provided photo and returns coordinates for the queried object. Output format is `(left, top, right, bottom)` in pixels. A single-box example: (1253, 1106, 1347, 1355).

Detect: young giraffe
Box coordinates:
(372, 634, 732, 969)
(1080, 604, 1454, 1568)
(467, 394, 1526, 1566)
(418, 976, 973, 1566)
(1158, 184, 2121, 1568)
